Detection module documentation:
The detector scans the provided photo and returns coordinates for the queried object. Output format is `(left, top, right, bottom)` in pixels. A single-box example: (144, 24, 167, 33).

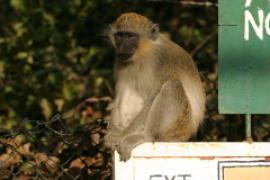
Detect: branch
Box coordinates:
(149, 0, 218, 7)
(191, 30, 217, 57)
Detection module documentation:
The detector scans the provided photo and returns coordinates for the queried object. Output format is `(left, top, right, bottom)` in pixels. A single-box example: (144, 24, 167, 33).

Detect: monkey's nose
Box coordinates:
(117, 44, 126, 53)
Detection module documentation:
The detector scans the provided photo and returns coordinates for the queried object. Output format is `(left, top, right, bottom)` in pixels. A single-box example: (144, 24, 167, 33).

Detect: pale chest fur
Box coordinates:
(112, 59, 157, 130)
(112, 85, 144, 129)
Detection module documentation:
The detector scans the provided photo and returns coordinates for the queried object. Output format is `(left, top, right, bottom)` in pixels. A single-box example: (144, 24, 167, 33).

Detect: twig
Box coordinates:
(149, 0, 218, 7)
(104, 79, 114, 96)
(191, 30, 217, 57)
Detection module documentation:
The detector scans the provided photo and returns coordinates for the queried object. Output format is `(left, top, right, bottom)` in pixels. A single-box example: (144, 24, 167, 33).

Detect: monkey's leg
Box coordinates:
(104, 101, 128, 149)
(104, 109, 125, 149)
(117, 80, 193, 161)
(104, 123, 122, 150)
(146, 80, 193, 141)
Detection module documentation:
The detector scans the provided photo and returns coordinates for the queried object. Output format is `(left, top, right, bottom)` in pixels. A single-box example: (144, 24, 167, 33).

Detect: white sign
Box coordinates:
(114, 143, 270, 180)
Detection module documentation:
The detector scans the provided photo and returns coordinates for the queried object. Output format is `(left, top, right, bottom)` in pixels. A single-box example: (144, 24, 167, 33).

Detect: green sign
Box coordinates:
(219, 0, 270, 114)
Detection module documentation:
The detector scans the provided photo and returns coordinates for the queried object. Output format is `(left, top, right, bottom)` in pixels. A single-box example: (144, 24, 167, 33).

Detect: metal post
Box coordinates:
(245, 114, 253, 142)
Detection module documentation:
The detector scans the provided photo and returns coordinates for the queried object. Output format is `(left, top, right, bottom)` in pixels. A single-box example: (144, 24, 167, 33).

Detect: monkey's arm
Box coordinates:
(105, 95, 155, 149)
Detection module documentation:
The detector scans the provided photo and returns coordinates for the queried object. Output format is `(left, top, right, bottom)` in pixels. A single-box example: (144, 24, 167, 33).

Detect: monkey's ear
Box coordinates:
(108, 24, 115, 34)
(150, 24, 160, 40)
(103, 24, 114, 37)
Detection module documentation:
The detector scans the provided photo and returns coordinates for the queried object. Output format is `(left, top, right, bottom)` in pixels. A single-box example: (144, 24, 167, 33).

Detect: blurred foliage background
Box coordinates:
(1, 0, 270, 178)
(1, 0, 270, 140)
(1, 0, 218, 128)
(0, 0, 216, 127)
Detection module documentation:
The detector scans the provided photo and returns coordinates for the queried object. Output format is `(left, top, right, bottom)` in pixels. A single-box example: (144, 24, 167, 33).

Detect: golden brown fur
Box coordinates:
(112, 12, 153, 33)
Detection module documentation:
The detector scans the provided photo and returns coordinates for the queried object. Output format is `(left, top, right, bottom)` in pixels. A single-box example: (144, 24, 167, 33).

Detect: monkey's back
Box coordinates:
(156, 35, 205, 131)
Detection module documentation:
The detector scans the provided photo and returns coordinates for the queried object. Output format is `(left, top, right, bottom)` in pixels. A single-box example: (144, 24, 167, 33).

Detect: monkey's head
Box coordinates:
(110, 12, 160, 61)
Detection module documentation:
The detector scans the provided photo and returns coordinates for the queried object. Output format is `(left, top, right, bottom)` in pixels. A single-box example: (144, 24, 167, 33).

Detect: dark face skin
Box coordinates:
(114, 31, 139, 61)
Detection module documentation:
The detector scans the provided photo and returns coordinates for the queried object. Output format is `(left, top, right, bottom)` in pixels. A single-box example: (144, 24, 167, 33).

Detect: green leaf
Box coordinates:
(42, 12, 55, 26)
(39, 98, 52, 120)
(13, 22, 27, 37)
(16, 52, 28, 59)
(10, 0, 25, 11)
(0, 61, 5, 79)
(62, 83, 73, 101)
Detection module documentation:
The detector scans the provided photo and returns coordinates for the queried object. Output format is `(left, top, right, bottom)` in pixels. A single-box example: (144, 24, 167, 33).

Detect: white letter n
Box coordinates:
(244, 9, 264, 41)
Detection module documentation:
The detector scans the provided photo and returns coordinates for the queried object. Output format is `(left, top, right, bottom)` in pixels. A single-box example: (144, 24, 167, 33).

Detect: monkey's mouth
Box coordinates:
(117, 53, 133, 61)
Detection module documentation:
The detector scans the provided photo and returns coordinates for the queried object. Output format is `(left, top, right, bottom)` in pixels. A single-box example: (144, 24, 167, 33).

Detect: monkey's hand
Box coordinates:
(117, 134, 147, 162)
(117, 138, 132, 162)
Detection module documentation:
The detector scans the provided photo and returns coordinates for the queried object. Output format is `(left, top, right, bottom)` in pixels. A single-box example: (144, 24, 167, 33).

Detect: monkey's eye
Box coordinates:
(114, 32, 124, 41)
(126, 32, 138, 39)
(115, 32, 124, 37)
(126, 33, 134, 38)
(114, 32, 137, 40)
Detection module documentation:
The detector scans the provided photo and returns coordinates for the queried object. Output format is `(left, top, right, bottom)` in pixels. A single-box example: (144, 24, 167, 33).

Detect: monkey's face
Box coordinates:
(113, 31, 139, 61)
(111, 12, 160, 61)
